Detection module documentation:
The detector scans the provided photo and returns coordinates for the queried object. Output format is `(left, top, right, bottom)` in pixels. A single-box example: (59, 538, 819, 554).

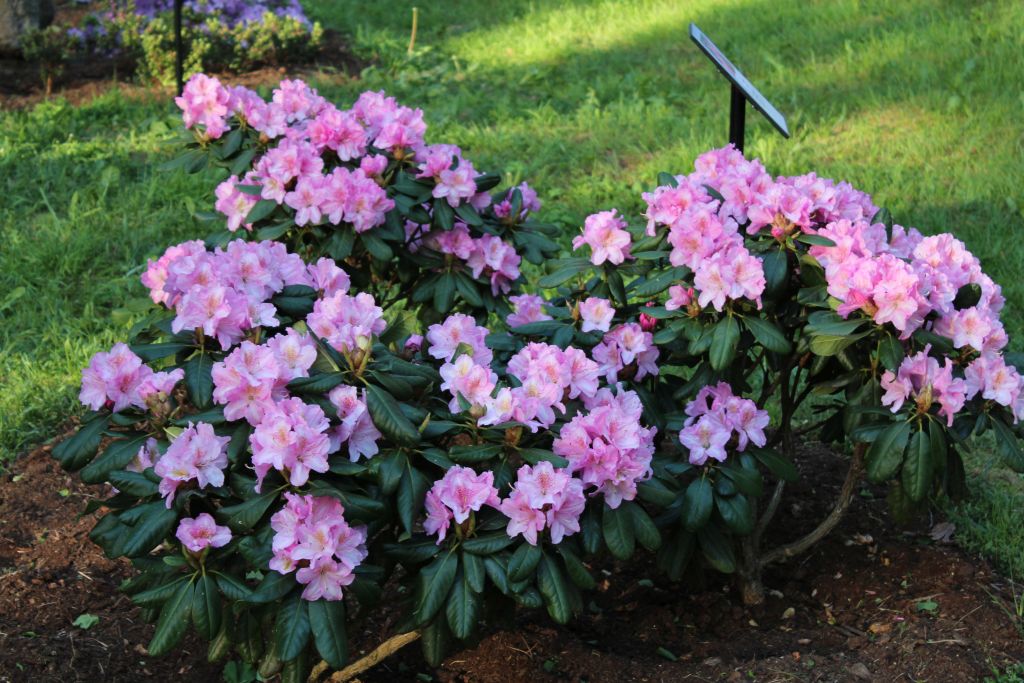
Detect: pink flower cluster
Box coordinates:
(572, 209, 633, 266)
(153, 422, 229, 507)
(306, 291, 386, 357)
(141, 239, 311, 349)
(553, 387, 656, 508)
(184, 76, 511, 239)
(327, 385, 383, 461)
(493, 182, 542, 222)
(79, 343, 183, 412)
(579, 297, 615, 333)
(408, 221, 521, 295)
(251, 397, 333, 490)
(592, 323, 660, 383)
(175, 74, 232, 139)
(211, 332, 317, 425)
(424, 466, 499, 544)
(880, 346, 999, 426)
(679, 382, 769, 466)
(426, 314, 493, 366)
(505, 293, 552, 328)
(269, 493, 367, 601)
(499, 462, 586, 545)
(814, 222, 1006, 343)
(175, 513, 232, 553)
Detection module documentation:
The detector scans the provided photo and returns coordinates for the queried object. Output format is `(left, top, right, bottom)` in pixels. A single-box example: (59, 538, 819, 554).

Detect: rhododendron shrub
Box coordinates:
(54, 78, 1024, 678)
(532, 143, 1024, 603)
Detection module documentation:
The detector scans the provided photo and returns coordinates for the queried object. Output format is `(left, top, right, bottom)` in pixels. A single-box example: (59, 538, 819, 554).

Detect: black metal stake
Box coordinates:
(729, 84, 746, 153)
(174, 0, 184, 95)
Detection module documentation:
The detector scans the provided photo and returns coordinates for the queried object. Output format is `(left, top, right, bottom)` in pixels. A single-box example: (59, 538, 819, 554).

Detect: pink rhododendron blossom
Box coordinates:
(572, 209, 632, 266)
(493, 182, 542, 221)
(269, 493, 367, 601)
(499, 462, 586, 545)
(175, 73, 231, 138)
(592, 324, 660, 383)
(251, 397, 334, 490)
(579, 297, 615, 333)
(214, 176, 258, 232)
(424, 466, 500, 544)
(327, 385, 382, 461)
(154, 422, 229, 507)
(679, 383, 769, 464)
(880, 347, 968, 426)
(79, 343, 183, 413)
(506, 294, 552, 328)
(553, 388, 656, 508)
(176, 513, 232, 553)
(440, 355, 498, 413)
(466, 234, 521, 295)
(964, 355, 1024, 420)
(212, 341, 281, 425)
(307, 291, 386, 357)
(426, 313, 493, 366)
(267, 329, 317, 383)
(665, 285, 694, 311)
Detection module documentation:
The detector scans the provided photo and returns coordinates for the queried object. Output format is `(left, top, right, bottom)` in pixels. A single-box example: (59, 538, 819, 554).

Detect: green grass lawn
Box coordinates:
(2, 0, 1023, 568)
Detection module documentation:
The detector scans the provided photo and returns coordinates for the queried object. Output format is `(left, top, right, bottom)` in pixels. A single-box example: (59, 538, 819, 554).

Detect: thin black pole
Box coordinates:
(174, 0, 184, 95)
(729, 83, 745, 153)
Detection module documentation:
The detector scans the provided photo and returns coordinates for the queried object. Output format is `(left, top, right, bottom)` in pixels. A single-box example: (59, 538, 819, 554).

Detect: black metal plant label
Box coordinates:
(689, 23, 790, 152)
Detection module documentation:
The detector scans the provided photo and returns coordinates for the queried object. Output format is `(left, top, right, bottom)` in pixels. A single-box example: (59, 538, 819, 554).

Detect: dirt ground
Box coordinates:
(1, 438, 1021, 683)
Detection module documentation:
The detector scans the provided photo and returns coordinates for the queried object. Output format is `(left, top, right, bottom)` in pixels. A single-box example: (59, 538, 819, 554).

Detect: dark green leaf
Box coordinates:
(602, 504, 635, 560)
(192, 574, 221, 640)
(148, 578, 194, 656)
(217, 490, 279, 534)
(720, 464, 763, 497)
(415, 551, 458, 626)
(557, 547, 596, 589)
(715, 493, 754, 535)
(421, 616, 451, 667)
(53, 414, 110, 471)
(398, 464, 430, 536)
(538, 259, 592, 288)
(683, 478, 713, 531)
(901, 428, 932, 502)
(697, 527, 736, 573)
(991, 418, 1024, 472)
(627, 502, 661, 550)
(275, 595, 311, 661)
(246, 199, 278, 225)
(865, 421, 911, 483)
(184, 353, 214, 409)
(80, 434, 150, 484)
(750, 448, 799, 482)
(537, 553, 574, 624)
(130, 342, 193, 362)
(795, 233, 837, 247)
(213, 572, 253, 601)
(507, 542, 542, 582)
(709, 316, 740, 371)
(308, 599, 348, 669)
(462, 531, 514, 555)
(448, 444, 502, 463)
(108, 471, 159, 497)
(120, 503, 178, 557)
(366, 384, 420, 447)
(742, 316, 792, 354)
(445, 567, 480, 639)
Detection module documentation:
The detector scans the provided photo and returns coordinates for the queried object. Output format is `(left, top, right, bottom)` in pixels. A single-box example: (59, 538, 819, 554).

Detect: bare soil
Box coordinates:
(1, 440, 1021, 682)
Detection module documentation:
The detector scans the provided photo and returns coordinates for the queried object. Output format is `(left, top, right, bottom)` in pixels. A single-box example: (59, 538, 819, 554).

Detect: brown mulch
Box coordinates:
(1, 440, 1021, 682)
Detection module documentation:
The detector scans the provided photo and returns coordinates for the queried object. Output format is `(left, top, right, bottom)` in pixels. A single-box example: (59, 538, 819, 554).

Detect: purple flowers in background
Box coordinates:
(132, 0, 312, 28)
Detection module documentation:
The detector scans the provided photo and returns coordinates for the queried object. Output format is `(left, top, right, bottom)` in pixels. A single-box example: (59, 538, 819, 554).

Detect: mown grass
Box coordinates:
(1, 0, 1022, 569)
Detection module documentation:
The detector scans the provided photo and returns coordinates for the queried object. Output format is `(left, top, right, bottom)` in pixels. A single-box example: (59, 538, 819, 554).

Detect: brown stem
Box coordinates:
(759, 443, 866, 566)
(309, 631, 421, 683)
